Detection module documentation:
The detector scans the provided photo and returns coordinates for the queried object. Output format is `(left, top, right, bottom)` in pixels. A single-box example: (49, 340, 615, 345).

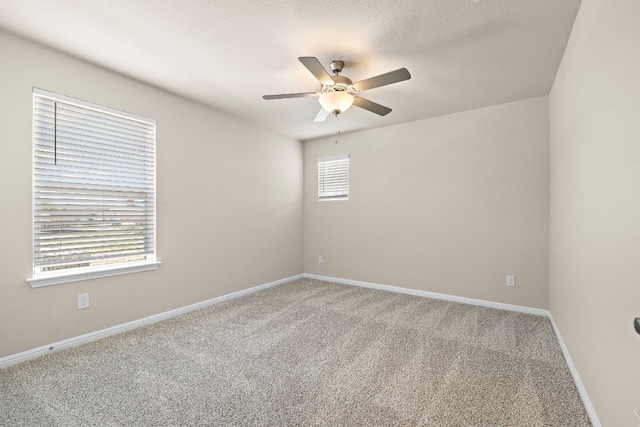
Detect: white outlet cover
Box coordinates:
(506, 275, 516, 287)
(77, 293, 90, 309)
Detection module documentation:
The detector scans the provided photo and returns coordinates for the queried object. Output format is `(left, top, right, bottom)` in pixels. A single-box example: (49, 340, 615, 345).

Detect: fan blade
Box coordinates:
(353, 68, 411, 92)
(313, 108, 331, 122)
(298, 57, 334, 85)
(353, 96, 392, 116)
(263, 92, 318, 100)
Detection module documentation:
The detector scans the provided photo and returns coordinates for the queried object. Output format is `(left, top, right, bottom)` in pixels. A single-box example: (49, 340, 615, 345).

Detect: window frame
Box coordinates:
(27, 88, 159, 288)
(317, 154, 350, 201)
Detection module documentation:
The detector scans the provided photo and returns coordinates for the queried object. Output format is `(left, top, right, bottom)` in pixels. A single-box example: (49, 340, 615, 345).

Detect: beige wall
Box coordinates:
(0, 31, 304, 358)
(304, 96, 550, 309)
(549, 0, 640, 425)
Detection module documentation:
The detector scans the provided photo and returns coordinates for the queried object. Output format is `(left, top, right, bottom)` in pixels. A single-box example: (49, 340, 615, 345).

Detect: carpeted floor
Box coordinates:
(0, 279, 591, 426)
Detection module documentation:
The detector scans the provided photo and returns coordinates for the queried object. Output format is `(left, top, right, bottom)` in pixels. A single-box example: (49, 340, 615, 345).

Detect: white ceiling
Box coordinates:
(0, 0, 582, 141)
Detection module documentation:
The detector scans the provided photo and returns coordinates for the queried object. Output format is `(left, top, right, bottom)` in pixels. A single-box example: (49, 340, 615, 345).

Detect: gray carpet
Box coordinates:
(0, 279, 591, 426)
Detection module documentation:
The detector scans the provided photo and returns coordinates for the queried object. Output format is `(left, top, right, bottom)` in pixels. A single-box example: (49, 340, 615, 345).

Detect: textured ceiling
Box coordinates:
(0, 0, 582, 141)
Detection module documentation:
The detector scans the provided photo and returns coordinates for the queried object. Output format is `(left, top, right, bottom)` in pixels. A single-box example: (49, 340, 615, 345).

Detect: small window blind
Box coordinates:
(318, 154, 349, 201)
(32, 88, 156, 276)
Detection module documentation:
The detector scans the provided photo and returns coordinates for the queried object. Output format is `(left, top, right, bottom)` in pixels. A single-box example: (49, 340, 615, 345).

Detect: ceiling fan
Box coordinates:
(263, 57, 411, 122)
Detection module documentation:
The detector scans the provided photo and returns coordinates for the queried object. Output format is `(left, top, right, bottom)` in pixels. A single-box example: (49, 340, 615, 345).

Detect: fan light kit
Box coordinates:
(263, 57, 411, 122)
(319, 91, 354, 114)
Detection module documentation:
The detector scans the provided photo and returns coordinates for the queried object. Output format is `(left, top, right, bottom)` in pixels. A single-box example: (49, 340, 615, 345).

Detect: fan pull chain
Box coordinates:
(335, 113, 341, 144)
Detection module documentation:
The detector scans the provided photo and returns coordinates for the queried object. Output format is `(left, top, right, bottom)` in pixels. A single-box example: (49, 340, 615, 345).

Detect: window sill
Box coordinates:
(26, 261, 161, 288)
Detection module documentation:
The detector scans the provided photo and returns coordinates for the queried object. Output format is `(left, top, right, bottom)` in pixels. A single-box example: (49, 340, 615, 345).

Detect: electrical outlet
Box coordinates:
(318, 255, 324, 264)
(506, 275, 516, 287)
(77, 293, 90, 310)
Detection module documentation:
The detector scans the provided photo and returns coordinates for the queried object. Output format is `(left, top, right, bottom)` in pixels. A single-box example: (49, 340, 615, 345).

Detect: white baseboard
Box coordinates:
(0, 274, 303, 369)
(548, 314, 601, 427)
(303, 273, 550, 316)
(304, 273, 601, 426)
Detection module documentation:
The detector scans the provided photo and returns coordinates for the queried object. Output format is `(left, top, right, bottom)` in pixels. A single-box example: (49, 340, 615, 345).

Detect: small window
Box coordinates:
(29, 88, 158, 287)
(318, 154, 349, 201)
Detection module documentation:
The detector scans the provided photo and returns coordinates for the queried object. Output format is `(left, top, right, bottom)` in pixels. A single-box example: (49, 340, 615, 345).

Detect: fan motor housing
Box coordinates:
(331, 75, 353, 86)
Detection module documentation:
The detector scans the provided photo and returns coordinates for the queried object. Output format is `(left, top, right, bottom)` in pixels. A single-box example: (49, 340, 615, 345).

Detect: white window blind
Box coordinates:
(318, 154, 349, 201)
(32, 88, 156, 279)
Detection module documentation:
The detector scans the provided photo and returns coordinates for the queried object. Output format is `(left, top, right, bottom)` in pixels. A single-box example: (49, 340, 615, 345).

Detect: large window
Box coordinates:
(28, 88, 158, 287)
(318, 154, 349, 201)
